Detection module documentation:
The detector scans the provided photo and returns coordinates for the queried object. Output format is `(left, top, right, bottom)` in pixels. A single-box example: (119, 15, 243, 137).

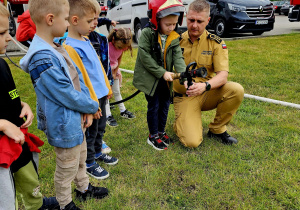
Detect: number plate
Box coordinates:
(255, 20, 268, 25)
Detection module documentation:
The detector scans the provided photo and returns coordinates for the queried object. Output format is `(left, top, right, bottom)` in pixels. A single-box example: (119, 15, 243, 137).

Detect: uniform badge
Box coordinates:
(207, 33, 222, 44)
(222, 44, 227, 49)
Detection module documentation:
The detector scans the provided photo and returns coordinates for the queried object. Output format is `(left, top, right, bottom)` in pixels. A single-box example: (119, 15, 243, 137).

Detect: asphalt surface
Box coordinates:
(3, 14, 300, 57)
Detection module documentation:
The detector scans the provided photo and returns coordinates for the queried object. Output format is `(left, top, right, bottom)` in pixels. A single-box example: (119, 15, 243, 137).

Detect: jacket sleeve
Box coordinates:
(137, 28, 166, 79)
(172, 42, 186, 74)
(29, 52, 98, 114)
(97, 18, 111, 27)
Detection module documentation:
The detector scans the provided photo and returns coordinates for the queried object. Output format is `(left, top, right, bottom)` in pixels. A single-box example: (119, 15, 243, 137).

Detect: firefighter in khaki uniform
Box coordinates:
(173, 0, 244, 148)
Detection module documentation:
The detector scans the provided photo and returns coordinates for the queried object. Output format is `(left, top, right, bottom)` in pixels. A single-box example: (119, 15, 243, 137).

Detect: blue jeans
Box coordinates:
(145, 78, 170, 135)
(85, 96, 107, 164)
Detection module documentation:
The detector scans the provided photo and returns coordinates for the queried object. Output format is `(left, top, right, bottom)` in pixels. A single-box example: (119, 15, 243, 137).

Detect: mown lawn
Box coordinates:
(9, 33, 300, 209)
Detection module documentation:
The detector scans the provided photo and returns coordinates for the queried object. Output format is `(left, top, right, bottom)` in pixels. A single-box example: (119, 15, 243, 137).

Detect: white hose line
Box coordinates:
(244, 94, 300, 109)
(120, 68, 300, 109)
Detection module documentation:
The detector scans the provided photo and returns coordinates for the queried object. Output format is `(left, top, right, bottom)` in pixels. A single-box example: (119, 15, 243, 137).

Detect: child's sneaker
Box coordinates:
(101, 141, 111, 154)
(75, 183, 108, 201)
(62, 201, 81, 210)
(86, 163, 109, 180)
(147, 135, 167, 151)
(96, 153, 118, 165)
(120, 109, 136, 119)
(106, 115, 118, 127)
(159, 132, 174, 146)
(38, 197, 59, 210)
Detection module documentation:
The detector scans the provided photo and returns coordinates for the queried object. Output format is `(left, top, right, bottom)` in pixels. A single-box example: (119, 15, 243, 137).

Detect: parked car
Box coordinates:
(98, 0, 108, 16)
(280, 2, 291, 15)
(206, 0, 275, 37)
(106, 0, 149, 43)
(288, 0, 300, 22)
(273, 1, 287, 14)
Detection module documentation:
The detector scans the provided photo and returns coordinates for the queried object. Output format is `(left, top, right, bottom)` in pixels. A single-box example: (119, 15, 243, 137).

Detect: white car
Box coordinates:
(106, 0, 192, 43)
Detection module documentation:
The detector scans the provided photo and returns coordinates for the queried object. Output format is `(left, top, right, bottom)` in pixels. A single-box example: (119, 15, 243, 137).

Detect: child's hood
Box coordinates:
(20, 35, 54, 73)
(17, 10, 31, 23)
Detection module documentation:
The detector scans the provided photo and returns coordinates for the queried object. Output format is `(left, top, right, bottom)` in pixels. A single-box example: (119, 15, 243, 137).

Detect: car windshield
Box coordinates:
(273, 1, 286, 6)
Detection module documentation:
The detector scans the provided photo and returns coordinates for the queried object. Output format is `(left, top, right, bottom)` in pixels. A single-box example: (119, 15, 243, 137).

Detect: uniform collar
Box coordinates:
(184, 29, 208, 44)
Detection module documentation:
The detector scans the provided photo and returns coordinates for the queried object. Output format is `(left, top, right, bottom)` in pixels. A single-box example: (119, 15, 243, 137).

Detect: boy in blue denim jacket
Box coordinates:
(20, 0, 109, 209)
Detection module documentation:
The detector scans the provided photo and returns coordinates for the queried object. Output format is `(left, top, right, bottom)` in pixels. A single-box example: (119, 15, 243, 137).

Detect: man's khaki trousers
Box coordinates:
(173, 82, 244, 148)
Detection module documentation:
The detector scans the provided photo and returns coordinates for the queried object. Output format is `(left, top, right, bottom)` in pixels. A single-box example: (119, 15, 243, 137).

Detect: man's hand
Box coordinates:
(93, 110, 102, 119)
(83, 114, 94, 128)
(163, 72, 174, 82)
(20, 102, 34, 128)
(111, 20, 119, 27)
(185, 82, 206, 97)
(0, 120, 25, 145)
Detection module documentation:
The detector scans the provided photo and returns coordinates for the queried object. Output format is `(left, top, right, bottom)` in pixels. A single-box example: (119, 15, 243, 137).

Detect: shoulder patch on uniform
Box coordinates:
(207, 33, 222, 44)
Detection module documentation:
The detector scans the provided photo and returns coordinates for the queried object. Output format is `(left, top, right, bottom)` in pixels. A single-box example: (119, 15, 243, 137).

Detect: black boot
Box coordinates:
(207, 130, 238, 144)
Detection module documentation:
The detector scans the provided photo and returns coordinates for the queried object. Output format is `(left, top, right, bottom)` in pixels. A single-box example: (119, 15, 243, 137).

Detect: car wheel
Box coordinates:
(134, 23, 142, 44)
(279, 11, 281, 15)
(252, 31, 264, 36)
(284, 12, 288, 16)
(9, 15, 16, 37)
(214, 18, 227, 37)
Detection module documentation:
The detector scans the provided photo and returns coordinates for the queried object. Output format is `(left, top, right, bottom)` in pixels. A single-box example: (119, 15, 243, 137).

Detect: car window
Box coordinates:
(111, 0, 120, 8)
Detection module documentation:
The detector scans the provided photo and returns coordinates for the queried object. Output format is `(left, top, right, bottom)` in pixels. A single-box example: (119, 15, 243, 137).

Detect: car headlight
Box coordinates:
(228, 3, 246, 12)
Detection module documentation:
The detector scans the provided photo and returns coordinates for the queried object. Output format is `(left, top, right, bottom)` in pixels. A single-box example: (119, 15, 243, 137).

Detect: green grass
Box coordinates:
(8, 33, 300, 209)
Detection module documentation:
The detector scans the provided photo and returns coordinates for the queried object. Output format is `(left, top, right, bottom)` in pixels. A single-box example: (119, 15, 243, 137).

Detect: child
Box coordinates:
(16, 9, 36, 47)
(88, 0, 114, 153)
(133, 0, 186, 150)
(105, 28, 136, 127)
(0, 4, 58, 210)
(65, 0, 118, 181)
(20, 0, 109, 209)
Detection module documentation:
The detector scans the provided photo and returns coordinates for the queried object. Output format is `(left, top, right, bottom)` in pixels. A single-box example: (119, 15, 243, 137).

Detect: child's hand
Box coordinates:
(93, 110, 102, 119)
(112, 70, 117, 79)
(163, 72, 174, 82)
(0, 120, 25, 145)
(83, 114, 94, 128)
(107, 94, 113, 99)
(20, 102, 34, 128)
(111, 20, 119, 27)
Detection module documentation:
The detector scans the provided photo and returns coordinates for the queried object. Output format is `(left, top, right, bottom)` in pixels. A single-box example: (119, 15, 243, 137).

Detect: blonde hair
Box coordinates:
(108, 28, 133, 56)
(0, 3, 10, 17)
(68, 0, 96, 18)
(90, 0, 101, 14)
(29, 0, 69, 24)
(188, 0, 210, 17)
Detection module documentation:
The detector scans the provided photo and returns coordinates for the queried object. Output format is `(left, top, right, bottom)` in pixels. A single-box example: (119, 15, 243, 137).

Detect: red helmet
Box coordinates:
(147, 0, 185, 30)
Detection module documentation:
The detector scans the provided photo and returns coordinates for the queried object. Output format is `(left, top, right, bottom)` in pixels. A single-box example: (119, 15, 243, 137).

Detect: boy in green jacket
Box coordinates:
(133, 0, 186, 150)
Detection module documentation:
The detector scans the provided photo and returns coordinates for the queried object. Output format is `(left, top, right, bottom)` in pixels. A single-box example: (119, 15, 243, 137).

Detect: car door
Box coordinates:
(108, 0, 132, 28)
(107, 0, 121, 23)
(118, 0, 132, 28)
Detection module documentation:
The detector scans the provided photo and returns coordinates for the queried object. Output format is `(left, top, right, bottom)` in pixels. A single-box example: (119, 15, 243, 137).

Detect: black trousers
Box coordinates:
(145, 78, 170, 135)
(85, 96, 107, 164)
